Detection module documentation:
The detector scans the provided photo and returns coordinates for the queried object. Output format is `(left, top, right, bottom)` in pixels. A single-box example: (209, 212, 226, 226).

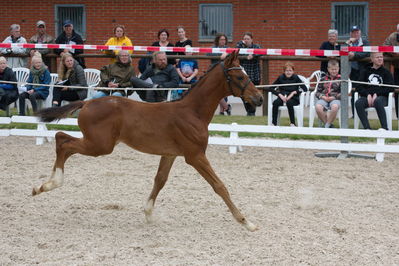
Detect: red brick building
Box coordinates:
(1, 0, 398, 81)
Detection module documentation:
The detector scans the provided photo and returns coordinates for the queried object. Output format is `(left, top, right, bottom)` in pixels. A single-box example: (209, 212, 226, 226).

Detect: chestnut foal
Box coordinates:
(34, 51, 263, 231)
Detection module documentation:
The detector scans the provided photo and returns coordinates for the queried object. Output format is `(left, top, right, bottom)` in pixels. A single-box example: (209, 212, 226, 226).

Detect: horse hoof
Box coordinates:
(144, 208, 154, 223)
(32, 187, 41, 196)
(145, 213, 154, 224)
(244, 221, 258, 232)
(144, 199, 154, 223)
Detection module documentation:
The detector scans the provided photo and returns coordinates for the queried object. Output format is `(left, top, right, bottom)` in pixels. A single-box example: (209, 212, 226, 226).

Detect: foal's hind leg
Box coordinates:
(32, 131, 115, 196)
(144, 156, 176, 223)
(186, 152, 257, 232)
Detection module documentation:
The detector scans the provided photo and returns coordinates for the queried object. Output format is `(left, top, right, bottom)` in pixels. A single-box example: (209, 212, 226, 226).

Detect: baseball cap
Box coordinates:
(36, 20, 46, 27)
(350, 25, 360, 32)
(63, 20, 73, 27)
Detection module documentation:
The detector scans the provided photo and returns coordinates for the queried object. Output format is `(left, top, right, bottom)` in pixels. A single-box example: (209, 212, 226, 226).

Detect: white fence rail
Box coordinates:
(1, 116, 399, 162)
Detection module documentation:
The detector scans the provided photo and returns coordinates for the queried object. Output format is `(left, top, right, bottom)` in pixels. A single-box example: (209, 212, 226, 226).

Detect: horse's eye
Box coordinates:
(237, 76, 244, 81)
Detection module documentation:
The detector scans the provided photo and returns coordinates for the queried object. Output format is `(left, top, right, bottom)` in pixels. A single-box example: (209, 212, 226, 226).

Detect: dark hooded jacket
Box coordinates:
(55, 30, 86, 68)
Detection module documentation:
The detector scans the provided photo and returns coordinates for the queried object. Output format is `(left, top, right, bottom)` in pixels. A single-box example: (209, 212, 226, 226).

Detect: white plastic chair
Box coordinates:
(354, 92, 394, 130)
(40, 73, 58, 108)
(36, 73, 58, 110)
(84, 68, 100, 99)
(308, 90, 341, 128)
(6, 67, 30, 116)
(267, 75, 309, 127)
(13, 67, 30, 90)
(306, 70, 324, 107)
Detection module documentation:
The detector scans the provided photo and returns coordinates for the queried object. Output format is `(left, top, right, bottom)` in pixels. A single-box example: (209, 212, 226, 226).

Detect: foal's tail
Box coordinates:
(36, 101, 85, 122)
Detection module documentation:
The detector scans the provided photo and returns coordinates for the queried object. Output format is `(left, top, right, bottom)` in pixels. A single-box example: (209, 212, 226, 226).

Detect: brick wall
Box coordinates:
(1, 0, 398, 82)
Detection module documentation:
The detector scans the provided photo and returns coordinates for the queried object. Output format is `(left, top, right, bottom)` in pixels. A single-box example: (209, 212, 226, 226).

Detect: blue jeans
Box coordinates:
(170, 89, 183, 100)
(92, 91, 124, 99)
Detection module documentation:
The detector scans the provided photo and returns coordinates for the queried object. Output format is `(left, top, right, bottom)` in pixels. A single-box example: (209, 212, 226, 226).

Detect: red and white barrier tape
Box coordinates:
(342, 46, 399, 53)
(0, 43, 342, 56)
(2, 43, 399, 56)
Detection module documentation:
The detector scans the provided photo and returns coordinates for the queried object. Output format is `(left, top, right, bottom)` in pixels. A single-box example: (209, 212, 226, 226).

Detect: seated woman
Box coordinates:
(271, 62, 307, 126)
(0, 56, 18, 111)
(315, 60, 341, 128)
(52, 53, 87, 107)
(103, 25, 133, 63)
(18, 55, 50, 115)
(92, 50, 136, 99)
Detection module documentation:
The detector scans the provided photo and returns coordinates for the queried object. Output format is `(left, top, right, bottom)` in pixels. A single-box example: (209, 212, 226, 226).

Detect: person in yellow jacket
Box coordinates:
(103, 25, 133, 63)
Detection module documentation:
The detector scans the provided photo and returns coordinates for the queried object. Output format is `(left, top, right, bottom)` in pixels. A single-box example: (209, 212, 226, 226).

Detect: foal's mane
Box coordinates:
(171, 61, 222, 102)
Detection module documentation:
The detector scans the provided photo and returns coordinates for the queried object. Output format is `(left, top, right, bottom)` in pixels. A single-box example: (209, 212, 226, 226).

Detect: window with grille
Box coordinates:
(199, 4, 233, 41)
(332, 2, 368, 40)
(55, 5, 86, 39)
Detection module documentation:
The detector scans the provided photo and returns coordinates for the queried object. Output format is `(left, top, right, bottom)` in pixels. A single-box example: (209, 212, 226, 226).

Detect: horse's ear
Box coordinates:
(225, 49, 239, 66)
(234, 49, 240, 58)
(232, 49, 240, 63)
(224, 52, 232, 66)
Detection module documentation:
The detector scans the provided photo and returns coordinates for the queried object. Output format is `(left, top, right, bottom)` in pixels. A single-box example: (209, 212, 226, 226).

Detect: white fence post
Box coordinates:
(228, 122, 243, 154)
(229, 123, 237, 154)
(36, 122, 49, 145)
(376, 133, 385, 162)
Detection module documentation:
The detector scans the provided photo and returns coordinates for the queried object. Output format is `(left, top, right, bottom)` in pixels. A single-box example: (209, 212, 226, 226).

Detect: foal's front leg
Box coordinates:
(186, 153, 257, 232)
(144, 156, 176, 223)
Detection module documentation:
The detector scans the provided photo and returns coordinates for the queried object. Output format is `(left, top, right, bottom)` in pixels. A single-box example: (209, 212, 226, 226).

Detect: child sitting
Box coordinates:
(174, 45, 198, 100)
(315, 60, 341, 128)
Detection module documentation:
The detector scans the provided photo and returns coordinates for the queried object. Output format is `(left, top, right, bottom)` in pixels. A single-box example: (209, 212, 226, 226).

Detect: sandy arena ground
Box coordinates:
(0, 136, 398, 265)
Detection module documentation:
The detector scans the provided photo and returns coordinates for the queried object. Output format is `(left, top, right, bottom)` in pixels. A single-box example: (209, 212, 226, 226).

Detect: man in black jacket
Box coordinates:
(346, 26, 370, 117)
(355, 52, 394, 130)
(131, 51, 179, 102)
(54, 20, 86, 68)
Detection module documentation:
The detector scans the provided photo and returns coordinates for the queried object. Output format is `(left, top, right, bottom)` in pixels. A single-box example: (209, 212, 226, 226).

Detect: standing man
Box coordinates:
(346, 25, 370, 117)
(131, 51, 179, 102)
(29, 20, 54, 69)
(0, 24, 28, 68)
(383, 23, 399, 119)
(55, 20, 86, 68)
(236, 32, 261, 116)
(355, 52, 394, 130)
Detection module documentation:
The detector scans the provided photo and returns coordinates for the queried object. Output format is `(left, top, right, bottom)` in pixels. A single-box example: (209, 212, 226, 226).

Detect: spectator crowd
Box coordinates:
(1, 20, 398, 130)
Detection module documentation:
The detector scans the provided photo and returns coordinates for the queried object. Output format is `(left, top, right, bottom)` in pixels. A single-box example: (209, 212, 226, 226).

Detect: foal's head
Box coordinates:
(222, 50, 263, 107)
